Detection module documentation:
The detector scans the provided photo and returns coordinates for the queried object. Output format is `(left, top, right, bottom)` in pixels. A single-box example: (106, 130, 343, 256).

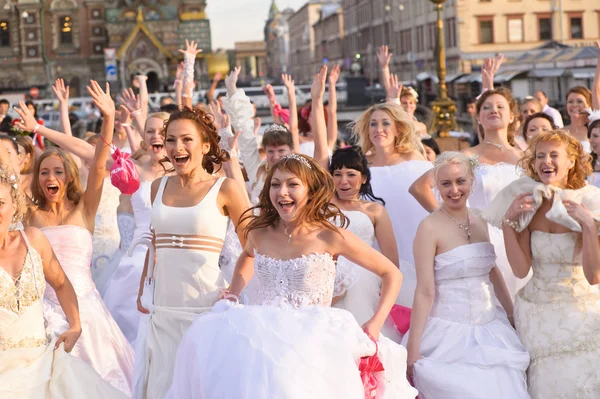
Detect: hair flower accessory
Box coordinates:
(280, 154, 312, 169)
(403, 86, 419, 101)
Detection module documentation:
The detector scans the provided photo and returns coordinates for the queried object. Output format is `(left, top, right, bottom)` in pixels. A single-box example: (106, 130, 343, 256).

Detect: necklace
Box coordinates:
(441, 207, 471, 242)
(283, 226, 293, 243)
(484, 141, 504, 150)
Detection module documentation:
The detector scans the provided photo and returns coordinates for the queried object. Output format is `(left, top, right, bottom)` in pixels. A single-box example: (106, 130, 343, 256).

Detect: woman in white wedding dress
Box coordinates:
(352, 99, 432, 307)
(13, 83, 134, 395)
(481, 130, 600, 398)
(410, 88, 530, 299)
(404, 152, 529, 399)
(0, 167, 127, 399)
(167, 154, 417, 399)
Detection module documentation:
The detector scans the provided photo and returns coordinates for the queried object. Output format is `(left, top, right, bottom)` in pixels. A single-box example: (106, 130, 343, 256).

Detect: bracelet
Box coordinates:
(225, 293, 239, 302)
(387, 98, 401, 105)
(181, 94, 192, 98)
(501, 217, 518, 230)
(131, 109, 142, 116)
(32, 123, 40, 134)
(121, 123, 131, 128)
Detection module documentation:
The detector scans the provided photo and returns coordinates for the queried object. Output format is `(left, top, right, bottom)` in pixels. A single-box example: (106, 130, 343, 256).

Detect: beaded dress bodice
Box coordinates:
(254, 253, 336, 307)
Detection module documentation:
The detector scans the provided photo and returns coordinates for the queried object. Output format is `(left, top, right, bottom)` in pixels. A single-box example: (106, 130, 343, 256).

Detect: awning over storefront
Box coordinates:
(455, 73, 480, 84)
(571, 68, 595, 79)
(528, 68, 565, 78)
(494, 70, 528, 82)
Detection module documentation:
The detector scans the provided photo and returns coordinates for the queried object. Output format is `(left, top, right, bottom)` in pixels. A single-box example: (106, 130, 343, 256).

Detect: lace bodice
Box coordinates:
(117, 213, 135, 251)
(431, 243, 500, 325)
(254, 253, 336, 307)
(343, 210, 375, 246)
(0, 247, 45, 315)
(470, 161, 521, 210)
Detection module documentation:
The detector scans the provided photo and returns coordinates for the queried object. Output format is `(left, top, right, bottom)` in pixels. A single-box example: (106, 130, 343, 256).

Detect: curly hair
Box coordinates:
(351, 102, 422, 156)
(161, 106, 229, 175)
(475, 87, 519, 146)
(241, 154, 347, 238)
(518, 130, 592, 189)
(31, 148, 83, 209)
(0, 165, 26, 223)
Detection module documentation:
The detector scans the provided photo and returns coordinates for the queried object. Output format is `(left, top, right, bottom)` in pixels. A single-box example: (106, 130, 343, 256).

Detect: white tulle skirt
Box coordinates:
(166, 300, 418, 399)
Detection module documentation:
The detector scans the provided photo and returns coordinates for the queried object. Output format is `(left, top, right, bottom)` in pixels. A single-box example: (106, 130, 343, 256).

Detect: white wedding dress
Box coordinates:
(167, 251, 418, 399)
(469, 160, 531, 299)
(401, 242, 530, 398)
(91, 176, 121, 264)
(0, 230, 128, 399)
(370, 160, 433, 307)
(104, 181, 152, 343)
(333, 210, 402, 342)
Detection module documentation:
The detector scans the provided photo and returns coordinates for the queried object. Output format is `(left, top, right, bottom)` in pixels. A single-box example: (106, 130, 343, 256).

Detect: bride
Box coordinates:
(166, 153, 418, 399)
(481, 130, 600, 398)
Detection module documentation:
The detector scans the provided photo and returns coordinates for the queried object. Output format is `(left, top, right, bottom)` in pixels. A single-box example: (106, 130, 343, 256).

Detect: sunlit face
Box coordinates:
(566, 93, 589, 120)
(400, 96, 417, 116)
(38, 155, 69, 204)
(332, 166, 366, 201)
(477, 94, 514, 131)
(436, 163, 472, 209)
(466, 103, 476, 116)
(269, 169, 309, 223)
(534, 141, 574, 188)
(525, 117, 553, 141)
(534, 92, 548, 107)
(1, 139, 20, 173)
(265, 145, 292, 167)
(0, 183, 16, 232)
(165, 119, 210, 175)
(589, 127, 600, 155)
(520, 101, 541, 121)
(424, 145, 437, 162)
(143, 117, 166, 161)
(368, 110, 397, 149)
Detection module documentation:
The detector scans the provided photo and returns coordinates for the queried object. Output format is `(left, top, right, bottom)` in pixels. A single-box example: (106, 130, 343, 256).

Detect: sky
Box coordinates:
(208, 0, 309, 50)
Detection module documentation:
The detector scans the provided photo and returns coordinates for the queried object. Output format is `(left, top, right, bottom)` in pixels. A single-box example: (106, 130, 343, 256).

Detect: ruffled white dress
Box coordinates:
(91, 176, 121, 264)
(104, 181, 153, 343)
(166, 252, 418, 399)
(401, 242, 530, 398)
(470, 160, 531, 299)
(481, 177, 600, 398)
(0, 230, 128, 399)
(370, 160, 433, 307)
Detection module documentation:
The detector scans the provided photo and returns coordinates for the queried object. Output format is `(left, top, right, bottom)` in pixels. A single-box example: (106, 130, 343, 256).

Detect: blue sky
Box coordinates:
(209, 0, 308, 50)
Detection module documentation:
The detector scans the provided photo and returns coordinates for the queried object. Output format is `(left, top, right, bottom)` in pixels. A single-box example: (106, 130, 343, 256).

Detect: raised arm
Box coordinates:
(136, 75, 149, 121)
(120, 88, 145, 147)
(178, 39, 202, 105)
(206, 72, 223, 104)
(481, 53, 504, 93)
(326, 65, 340, 151)
(174, 62, 184, 106)
(385, 73, 403, 105)
(81, 81, 115, 224)
(52, 78, 82, 168)
(310, 65, 329, 169)
(282, 74, 300, 152)
(264, 84, 284, 125)
(408, 169, 438, 212)
(377, 45, 392, 94)
(406, 219, 437, 375)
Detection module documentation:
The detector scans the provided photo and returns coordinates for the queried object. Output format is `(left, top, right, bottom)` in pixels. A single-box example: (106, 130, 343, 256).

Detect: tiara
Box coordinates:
(586, 108, 600, 124)
(280, 154, 312, 169)
(264, 124, 289, 134)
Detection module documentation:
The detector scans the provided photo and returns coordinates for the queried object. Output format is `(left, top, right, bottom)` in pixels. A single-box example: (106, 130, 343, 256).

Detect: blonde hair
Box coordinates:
(31, 148, 83, 208)
(433, 151, 475, 183)
(519, 130, 592, 189)
(0, 166, 26, 223)
(351, 103, 422, 155)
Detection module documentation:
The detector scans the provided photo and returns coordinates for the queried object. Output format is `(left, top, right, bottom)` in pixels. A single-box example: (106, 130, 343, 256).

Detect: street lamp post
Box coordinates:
(429, 0, 458, 138)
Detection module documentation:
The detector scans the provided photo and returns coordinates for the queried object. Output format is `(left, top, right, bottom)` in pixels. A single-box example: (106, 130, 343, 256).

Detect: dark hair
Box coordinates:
(161, 106, 229, 175)
(298, 102, 327, 136)
(15, 135, 35, 174)
(25, 100, 39, 119)
(0, 134, 18, 153)
(588, 119, 600, 169)
(536, 90, 548, 99)
(421, 137, 440, 155)
(0, 99, 9, 106)
(262, 124, 294, 149)
(329, 146, 385, 205)
(522, 113, 557, 143)
(160, 103, 180, 114)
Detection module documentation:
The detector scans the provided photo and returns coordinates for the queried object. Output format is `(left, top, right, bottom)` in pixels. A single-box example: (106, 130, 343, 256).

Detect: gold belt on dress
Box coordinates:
(155, 233, 224, 253)
(0, 335, 47, 351)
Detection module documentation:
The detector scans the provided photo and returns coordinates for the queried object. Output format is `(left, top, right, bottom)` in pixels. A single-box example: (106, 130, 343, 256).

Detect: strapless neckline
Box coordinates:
(41, 224, 92, 236)
(255, 252, 334, 263)
(435, 241, 494, 259)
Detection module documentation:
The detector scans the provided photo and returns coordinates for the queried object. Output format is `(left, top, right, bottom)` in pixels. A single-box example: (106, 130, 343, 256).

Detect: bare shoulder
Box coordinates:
(363, 201, 386, 219)
(21, 226, 49, 252)
(461, 145, 478, 156)
(150, 176, 165, 204)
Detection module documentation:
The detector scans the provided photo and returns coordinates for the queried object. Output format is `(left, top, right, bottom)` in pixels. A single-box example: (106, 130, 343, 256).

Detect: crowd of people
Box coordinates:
(0, 38, 599, 399)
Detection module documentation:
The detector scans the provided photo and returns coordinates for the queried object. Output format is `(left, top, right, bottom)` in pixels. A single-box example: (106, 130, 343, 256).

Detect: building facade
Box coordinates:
(313, 4, 345, 73)
(264, 0, 294, 79)
(0, 0, 212, 97)
(234, 41, 267, 83)
(288, 1, 327, 84)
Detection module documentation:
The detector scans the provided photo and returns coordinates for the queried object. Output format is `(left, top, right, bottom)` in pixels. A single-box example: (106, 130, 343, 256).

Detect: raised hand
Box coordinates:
(482, 53, 504, 90)
(377, 45, 392, 69)
(86, 80, 114, 118)
(178, 39, 203, 57)
(228, 128, 243, 153)
(176, 62, 184, 82)
(504, 193, 536, 222)
(208, 101, 224, 130)
(115, 104, 131, 126)
(264, 84, 276, 103)
(253, 116, 262, 136)
(225, 66, 241, 94)
(387, 73, 403, 100)
(13, 101, 39, 132)
(213, 72, 223, 83)
(311, 65, 328, 101)
(282, 74, 295, 92)
(120, 88, 140, 113)
(52, 78, 69, 104)
(563, 200, 596, 229)
(328, 64, 341, 85)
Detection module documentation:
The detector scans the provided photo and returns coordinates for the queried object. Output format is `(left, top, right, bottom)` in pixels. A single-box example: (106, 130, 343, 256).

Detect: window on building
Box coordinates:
(478, 18, 494, 44)
(91, 9, 101, 19)
(416, 26, 424, 52)
(93, 43, 103, 55)
(27, 46, 37, 57)
(428, 22, 435, 50)
(445, 17, 457, 48)
(60, 16, 73, 45)
(569, 17, 583, 39)
(538, 17, 552, 41)
(0, 21, 9, 47)
(507, 16, 523, 42)
(24, 14, 35, 25)
(92, 26, 103, 36)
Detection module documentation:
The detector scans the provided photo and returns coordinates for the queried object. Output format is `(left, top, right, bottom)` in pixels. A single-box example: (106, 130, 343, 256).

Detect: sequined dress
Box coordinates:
(0, 230, 127, 398)
(166, 252, 418, 399)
